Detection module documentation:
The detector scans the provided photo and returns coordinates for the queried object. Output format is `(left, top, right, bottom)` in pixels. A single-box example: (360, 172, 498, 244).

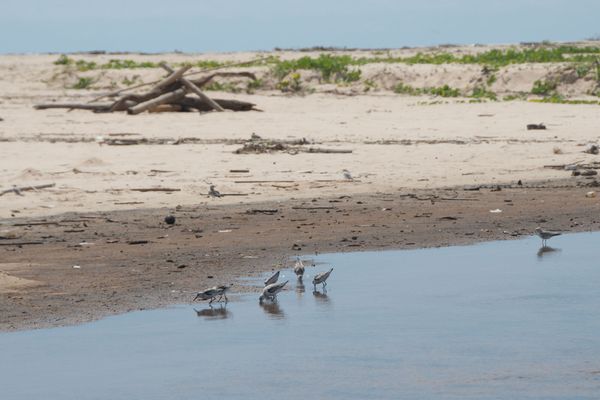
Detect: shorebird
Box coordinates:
(193, 284, 232, 304)
(293, 257, 305, 278)
(342, 169, 353, 180)
(208, 185, 222, 198)
(312, 268, 333, 290)
(534, 227, 562, 246)
(264, 270, 280, 286)
(259, 280, 288, 302)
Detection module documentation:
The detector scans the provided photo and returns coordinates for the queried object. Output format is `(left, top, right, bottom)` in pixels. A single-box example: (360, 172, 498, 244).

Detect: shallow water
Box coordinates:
(3, 233, 600, 399)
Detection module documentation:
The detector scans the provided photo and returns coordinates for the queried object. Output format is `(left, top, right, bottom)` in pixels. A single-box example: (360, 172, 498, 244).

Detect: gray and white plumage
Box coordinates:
(264, 270, 280, 286)
(259, 280, 288, 302)
(293, 258, 305, 278)
(193, 284, 231, 304)
(534, 227, 562, 246)
(208, 185, 222, 198)
(342, 169, 353, 180)
(312, 268, 333, 290)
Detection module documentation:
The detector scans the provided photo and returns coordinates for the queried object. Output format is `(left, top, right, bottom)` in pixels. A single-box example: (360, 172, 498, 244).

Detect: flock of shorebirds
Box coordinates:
(193, 257, 334, 306)
(192, 227, 561, 307)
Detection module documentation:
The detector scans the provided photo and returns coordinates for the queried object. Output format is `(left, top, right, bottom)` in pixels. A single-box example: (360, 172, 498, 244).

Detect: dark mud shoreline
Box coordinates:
(2, 182, 600, 331)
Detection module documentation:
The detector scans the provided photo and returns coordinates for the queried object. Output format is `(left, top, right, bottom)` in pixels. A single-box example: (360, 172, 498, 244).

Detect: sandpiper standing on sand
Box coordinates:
(209, 185, 222, 198)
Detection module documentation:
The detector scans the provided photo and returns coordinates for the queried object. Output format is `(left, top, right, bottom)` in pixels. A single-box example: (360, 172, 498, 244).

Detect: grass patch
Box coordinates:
(427, 84, 460, 97)
(470, 86, 497, 100)
(203, 81, 241, 93)
(246, 78, 264, 93)
(530, 95, 600, 105)
(531, 79, 558, 95)
(394, 82, 461, 97)
(276, 72, 303, 92)
(394, 82, 423, 95)
(54, 54, 72, 65)
(273, 54, 362, 82)
(503, 93, 528, 101)
(71, 77, 94, 89)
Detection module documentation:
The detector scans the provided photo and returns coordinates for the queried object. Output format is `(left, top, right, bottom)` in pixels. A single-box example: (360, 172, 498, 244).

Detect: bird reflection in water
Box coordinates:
(194, 304, 230, 320)
(260, 301, 285, 319)
(537, 245, 560, 259)
(312, 289, 331, 306)
(296, 277, 305, 295)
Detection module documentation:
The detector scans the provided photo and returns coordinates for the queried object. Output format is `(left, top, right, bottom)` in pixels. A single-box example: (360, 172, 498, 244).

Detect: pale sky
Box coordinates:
(1, 0, 599, 53)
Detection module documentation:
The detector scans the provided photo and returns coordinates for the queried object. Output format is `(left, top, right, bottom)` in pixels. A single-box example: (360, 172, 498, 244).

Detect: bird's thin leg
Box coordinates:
(224, 294, 228, 303)
(209, 297, 214, 305)
(324, 281, 327, 288)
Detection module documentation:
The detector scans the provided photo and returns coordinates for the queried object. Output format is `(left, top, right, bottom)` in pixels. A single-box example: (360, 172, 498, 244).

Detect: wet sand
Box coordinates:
(2, 181, 600, 331)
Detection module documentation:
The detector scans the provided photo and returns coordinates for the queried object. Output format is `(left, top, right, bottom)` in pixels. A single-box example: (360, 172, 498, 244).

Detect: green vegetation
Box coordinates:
(503, 93, 527, 101)
(394, 82, 461, 97)
(576, 63, 592, 78)
(54, 54, 72, 65)
(427, 84, 460, 97)
(246, 78, 264, 93)
(203, 81, 241, 93)
(273, 54, 362, 82)
(54, 55, 169, 71)
(393, 82, 423, 95)
(276, 72, 303, 92)
(530, 95, 600, 105)
(363, 79, 377, 92)
(470, 86, 497, 100)
(121, 75, 141, 86)
(52, 45, 600, 100)
(531, 79, 558, 95)
(71, 77, 94, 89)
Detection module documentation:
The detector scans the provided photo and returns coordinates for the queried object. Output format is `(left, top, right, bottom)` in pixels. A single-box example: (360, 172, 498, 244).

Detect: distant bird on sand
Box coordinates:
(260, 281, 288, 303)
(293, 258, 305, 278)
(193, 284, 232, 304)
(312, 268, 333, 290)
(534, 227, 562, 246)
(208, 185, 222, 198)
(342, 169, 353, 180)
(264, 270, 280, 286)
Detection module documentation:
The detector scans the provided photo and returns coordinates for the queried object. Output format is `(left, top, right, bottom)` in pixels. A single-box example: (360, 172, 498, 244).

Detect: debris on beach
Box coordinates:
(234, 134, 352, 155)
(34, 63, 259, 114)
(527, 123, 546, 130)
(584, 144, 599, 155)
(0, 183, 56, 197)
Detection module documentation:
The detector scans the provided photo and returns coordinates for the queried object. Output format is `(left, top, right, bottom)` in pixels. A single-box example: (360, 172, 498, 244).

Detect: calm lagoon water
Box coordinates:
(2, 233, 600, 399)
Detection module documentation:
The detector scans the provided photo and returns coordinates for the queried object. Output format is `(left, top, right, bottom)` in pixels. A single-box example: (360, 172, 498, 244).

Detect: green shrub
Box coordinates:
(471, 86, 497, 100)
(71, 77, 94, 89)
(427, 84, 460, 97)
(531, 79, 558, 95)
(54, 54, 73, 65)
(393, 82, 422, 95)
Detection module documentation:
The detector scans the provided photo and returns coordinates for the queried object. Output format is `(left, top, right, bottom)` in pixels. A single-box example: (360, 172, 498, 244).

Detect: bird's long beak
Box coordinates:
(193, 294, 200, 301)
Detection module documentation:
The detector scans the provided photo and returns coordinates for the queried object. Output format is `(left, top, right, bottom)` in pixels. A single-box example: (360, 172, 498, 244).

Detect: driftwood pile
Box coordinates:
(34, 63, 259, 114)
